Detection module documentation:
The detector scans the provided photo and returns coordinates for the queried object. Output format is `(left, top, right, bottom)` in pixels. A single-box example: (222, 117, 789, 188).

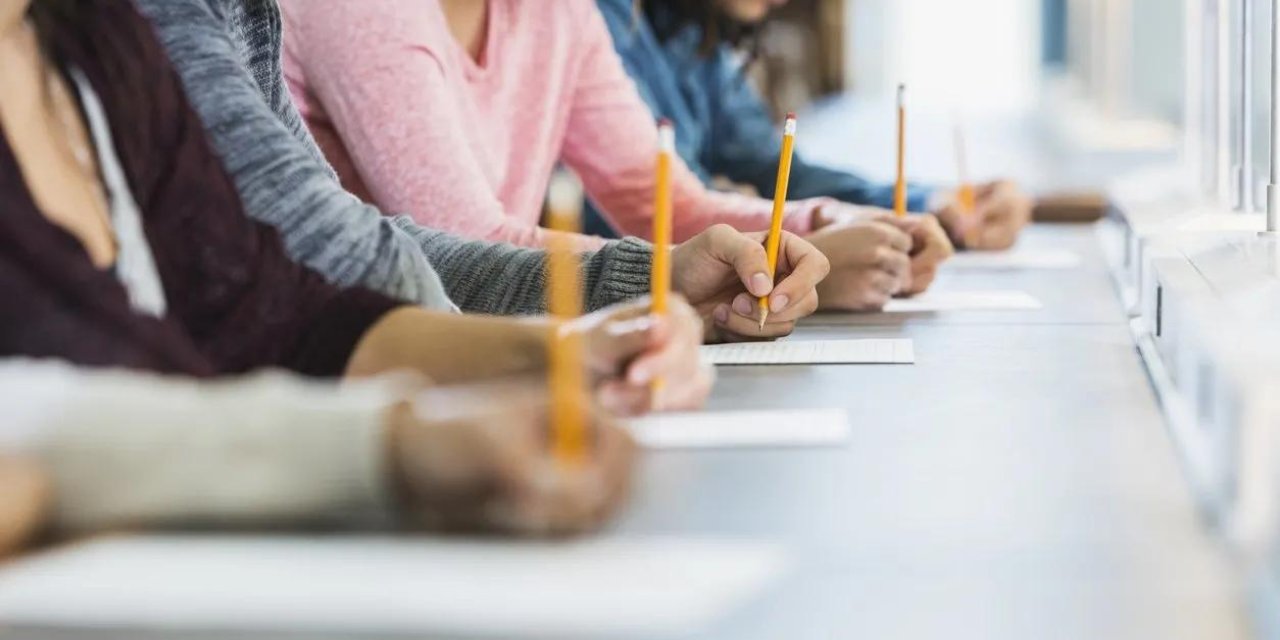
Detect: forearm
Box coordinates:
(396, 218, 654, 314)
(345, 308, 551, 384)
(1, 361, 402, 533)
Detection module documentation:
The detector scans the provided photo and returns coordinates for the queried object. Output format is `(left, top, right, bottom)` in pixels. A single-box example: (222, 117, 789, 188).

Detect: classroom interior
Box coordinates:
(3, 0, 1280, 638)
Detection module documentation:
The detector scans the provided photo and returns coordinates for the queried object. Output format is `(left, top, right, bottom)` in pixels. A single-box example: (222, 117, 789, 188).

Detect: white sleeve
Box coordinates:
(0, 360, 405, 533)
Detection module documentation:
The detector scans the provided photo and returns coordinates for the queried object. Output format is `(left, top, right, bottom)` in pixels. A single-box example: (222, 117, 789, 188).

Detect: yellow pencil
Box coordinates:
(954, 117, 977, 214)
(757, 113, 797, 330)
(546, 170, 587, 466)
(650, 119, 675, 400)
(894, 84, 907, 218)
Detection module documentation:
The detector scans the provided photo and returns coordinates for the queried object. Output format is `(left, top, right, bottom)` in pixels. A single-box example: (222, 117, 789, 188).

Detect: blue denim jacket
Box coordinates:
(585, 0, 933, 237)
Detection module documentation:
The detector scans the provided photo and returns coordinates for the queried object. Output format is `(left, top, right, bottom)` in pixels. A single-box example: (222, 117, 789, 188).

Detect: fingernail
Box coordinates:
(732, 294, 754, 316)
(749, 272, 772, 296)
(713, 304, 730, 324)
(771, 294, 790, 312)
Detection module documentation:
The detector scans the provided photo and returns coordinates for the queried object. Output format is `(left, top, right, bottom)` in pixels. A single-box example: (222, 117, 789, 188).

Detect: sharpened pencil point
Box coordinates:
(757, 308, 769, 331)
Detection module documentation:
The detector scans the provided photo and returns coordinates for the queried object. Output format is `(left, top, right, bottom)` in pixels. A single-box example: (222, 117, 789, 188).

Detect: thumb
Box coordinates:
(704, 226, 774, 297)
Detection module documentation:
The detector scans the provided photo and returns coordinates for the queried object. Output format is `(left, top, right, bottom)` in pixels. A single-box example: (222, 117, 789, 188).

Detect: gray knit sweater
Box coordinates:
(136, 0, 653, 314)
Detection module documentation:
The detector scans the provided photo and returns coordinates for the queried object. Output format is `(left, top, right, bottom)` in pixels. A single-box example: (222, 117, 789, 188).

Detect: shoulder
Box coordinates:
(281, 0, 449, 46)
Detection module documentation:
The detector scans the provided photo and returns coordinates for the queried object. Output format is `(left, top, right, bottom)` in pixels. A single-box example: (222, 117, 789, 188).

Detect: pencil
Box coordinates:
(546, 170, 587, 466)
(954, 117, 977, 214)
(650, 119, 675, 401)
(894, 84, 907, 218)
(758, 113, 798, 330)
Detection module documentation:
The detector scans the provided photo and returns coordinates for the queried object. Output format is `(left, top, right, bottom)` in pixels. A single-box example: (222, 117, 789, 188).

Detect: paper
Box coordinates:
(883, 290, 1043, 313)
(945, 248, 1082, 270)
(700, 339, 914, 365)
(0, 535, 785, 638)
(627, 408, 850, 449)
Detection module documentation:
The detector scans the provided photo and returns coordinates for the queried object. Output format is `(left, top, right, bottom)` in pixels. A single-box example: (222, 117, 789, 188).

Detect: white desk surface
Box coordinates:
(2, 228, 1248, 640)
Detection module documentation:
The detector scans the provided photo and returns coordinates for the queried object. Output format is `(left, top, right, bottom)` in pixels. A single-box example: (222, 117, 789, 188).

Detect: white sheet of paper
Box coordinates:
(0, 535, 785, 638)
(945, 248, 1082, 270)
(883, 290, 1043, 313)
(700, 339, 914, 365)
(627, 408, 850, 449)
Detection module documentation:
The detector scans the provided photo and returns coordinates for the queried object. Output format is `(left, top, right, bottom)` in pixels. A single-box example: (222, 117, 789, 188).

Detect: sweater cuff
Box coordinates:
(295, 289, 405, 378)
(586, 236, 654, 311)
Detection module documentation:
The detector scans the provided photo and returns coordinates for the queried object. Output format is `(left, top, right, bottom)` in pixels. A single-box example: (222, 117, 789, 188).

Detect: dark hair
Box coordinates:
(26, 0, 84, 65)
(639, 0, 763, 59)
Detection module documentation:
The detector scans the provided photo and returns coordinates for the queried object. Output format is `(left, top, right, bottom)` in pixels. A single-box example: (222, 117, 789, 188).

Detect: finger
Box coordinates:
(876, 248, 911, 279)
(589, 313, 665, 377)
(705, 225, 775, 297)
(714, 303, 797, 339)
(877, 224, 913, 253)
(661, 362, 716, 412)
(586, 421, 638, 529)
(597, 380, 653, 416)
(769, 232, 830, 311)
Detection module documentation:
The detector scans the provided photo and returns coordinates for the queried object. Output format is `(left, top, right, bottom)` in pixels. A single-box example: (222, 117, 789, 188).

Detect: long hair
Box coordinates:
(638, 0, 763, 60)
(26, 0, 85, 67)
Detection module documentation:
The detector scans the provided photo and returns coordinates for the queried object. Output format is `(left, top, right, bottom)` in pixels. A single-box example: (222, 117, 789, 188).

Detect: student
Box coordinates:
(0, 360, 631, 538)
(279, 0, 950, 306)
(0, 0, 692, 536)
(135, 0, 831, 339)
(0, 0, 726, 408)
(595, 0, 1034, 251)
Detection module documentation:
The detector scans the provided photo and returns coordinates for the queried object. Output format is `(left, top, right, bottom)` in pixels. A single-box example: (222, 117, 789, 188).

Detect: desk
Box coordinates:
(1, 228, 1248, 640)
(617, 224, 1248, 639)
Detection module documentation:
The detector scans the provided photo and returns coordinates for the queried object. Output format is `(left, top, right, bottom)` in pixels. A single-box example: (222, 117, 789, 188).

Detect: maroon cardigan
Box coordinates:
(0, 0, 402, 377)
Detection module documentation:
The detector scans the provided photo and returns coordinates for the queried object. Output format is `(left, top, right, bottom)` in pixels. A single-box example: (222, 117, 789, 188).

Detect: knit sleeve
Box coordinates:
(0, 360, 401, 532)
(134, 0, 455, 311)
(392, 218, 654, 314)
(100, 0, 403, 377)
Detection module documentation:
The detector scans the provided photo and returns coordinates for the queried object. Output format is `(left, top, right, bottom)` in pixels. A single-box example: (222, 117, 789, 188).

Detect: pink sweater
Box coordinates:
(280, 0, 825, 251)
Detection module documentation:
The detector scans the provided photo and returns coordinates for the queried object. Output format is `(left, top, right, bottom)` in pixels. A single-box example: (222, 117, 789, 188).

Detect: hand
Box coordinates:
(811, 201, 892, 230)
(873, 214, 954, 295)
(386, 383, 637, 537)
(0, 458, 49, 556)
(670, 224, 830, 343)
(569, 297, 714, 415)
(933, 180, 1032, 251)
(806, 221, 912, 310)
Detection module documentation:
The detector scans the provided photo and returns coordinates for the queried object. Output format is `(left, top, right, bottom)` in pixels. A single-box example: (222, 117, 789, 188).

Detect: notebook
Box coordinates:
(0, 535, 785, 638)
(700, 339, 914, 365)
(883, 290, 1043, 313)
(627, 408, 850, 449)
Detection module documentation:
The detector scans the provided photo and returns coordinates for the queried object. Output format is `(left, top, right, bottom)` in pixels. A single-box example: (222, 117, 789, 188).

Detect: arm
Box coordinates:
(559, 3, 828, 243)
(116, 0, 402, 376)
(139, 0, 652, 315)
(702, 52, 935, 212)
(136, 0, 451, 310)
(283, 0, 600, 251)
(0, 360, 400, 532)
(393, 218, 654, 314)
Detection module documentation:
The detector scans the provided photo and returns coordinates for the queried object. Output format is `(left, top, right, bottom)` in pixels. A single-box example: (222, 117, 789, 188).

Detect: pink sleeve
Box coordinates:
(559, 2, 824, 243)
(284, 0, 605, 251)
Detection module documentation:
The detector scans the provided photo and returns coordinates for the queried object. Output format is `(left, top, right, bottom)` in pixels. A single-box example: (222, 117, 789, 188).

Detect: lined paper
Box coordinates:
(883, 290, 1043, 313)
(700, 339, 914, 365)
(628, 409, 851, 449)
(945, 248, 1082, 270)
(0, 536, 785, 638)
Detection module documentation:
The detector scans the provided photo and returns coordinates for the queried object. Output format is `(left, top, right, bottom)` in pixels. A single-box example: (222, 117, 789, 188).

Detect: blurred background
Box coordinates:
(752, 0, 1228, 195)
